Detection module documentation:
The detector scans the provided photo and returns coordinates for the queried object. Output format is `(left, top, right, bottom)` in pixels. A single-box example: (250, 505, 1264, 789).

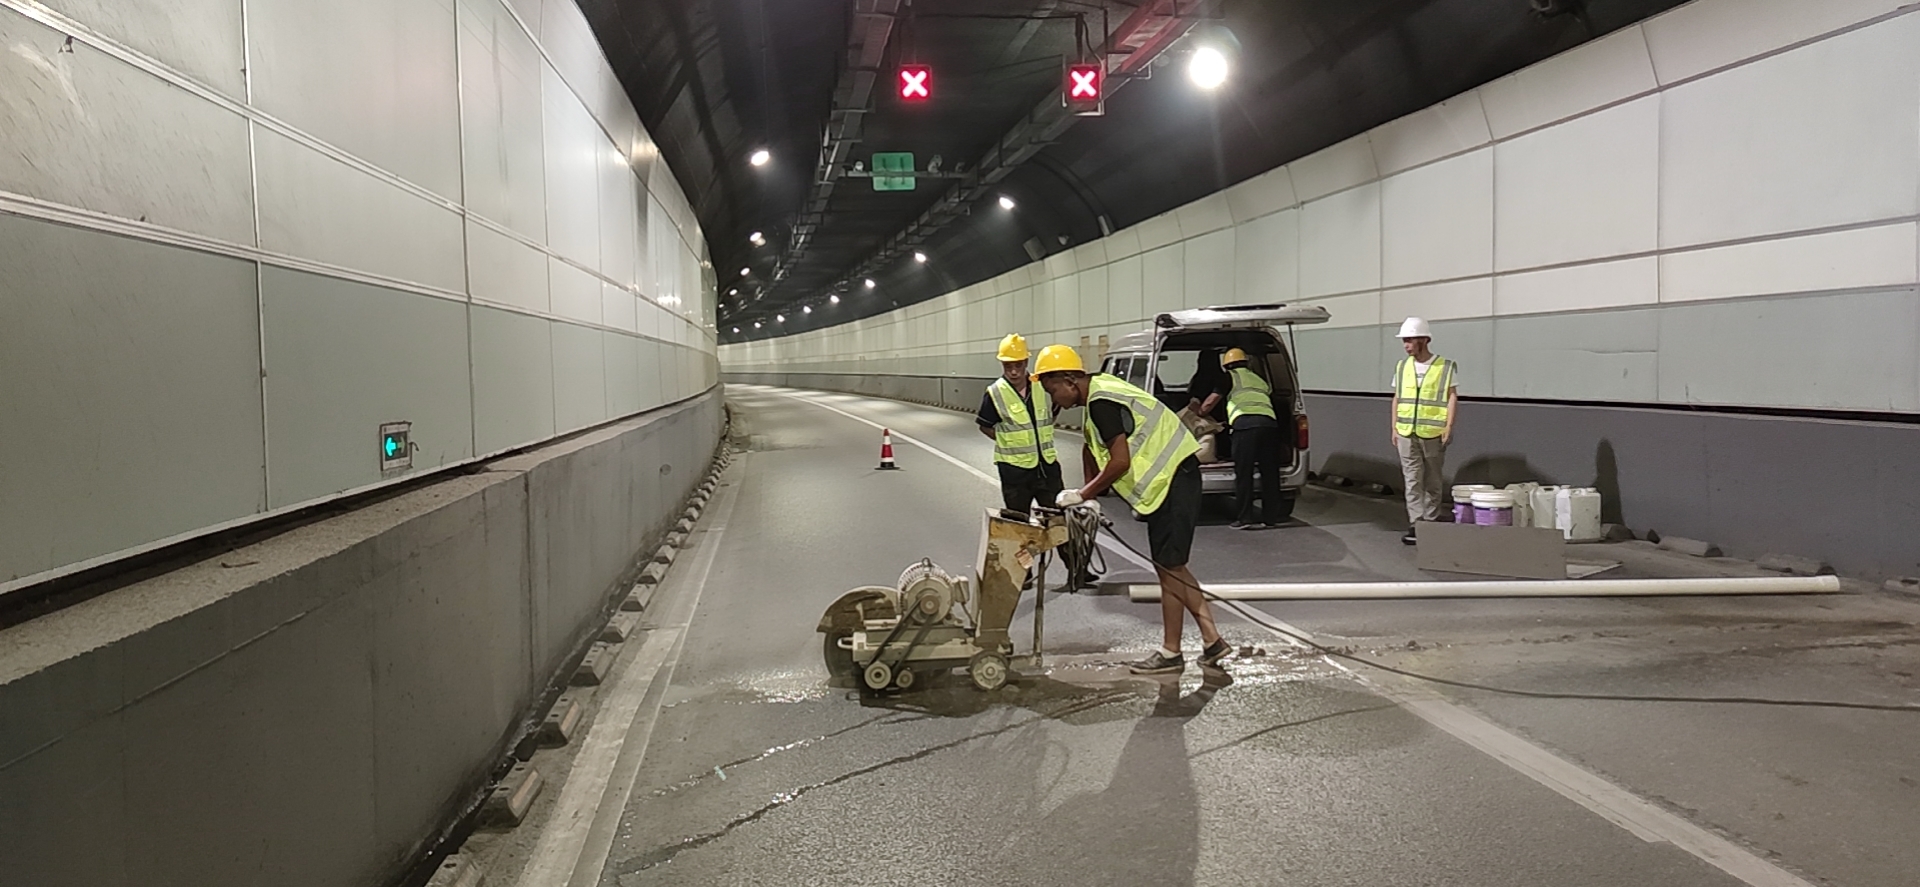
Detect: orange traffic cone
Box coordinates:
(876, 428, 900, 470)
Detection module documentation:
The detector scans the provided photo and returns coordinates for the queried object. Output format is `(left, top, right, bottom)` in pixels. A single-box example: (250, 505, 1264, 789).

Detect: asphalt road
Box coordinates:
(524, 385, 1919, 887)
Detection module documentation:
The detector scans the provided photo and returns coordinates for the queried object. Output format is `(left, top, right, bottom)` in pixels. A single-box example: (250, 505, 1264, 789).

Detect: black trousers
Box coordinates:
(998, 460, 1065, 516)
(1233, 424, 1285, 524)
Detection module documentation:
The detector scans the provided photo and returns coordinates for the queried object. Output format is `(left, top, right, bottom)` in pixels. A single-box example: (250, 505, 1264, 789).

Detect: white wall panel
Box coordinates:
(604, 332, 642, 416)
(1226, 167, 1298, 223)
(1050, 276, 1079, 335)
(1660, 224, 1920, 304)
(1183, 229, 1235, 307)
(1076, 266, 1110, 333)
(1135, 212, 1184, 253)
(1234, 209, 1299, 304)
(1382, 149, 1492, 287)
(1494, 257, 1658, 316)
(602, 283, 638, 333)
(1299, 183, 1381, 297)
(1291, 135, 1377, 202)
(1031, 285, 1056, 336)
(549, 258, 602, 324)
(458, 0, 549, 242)
(0, 10, 254, 244)
(467, 221, 550, 312)
(1304, 292, 1381, 330)
(41, 0, 246, 98)
(1044, 250, 1078, 281)
(1496, 96, 1659, 271)
(505, 0, 542, 36)
(1141, 244, 1185, 318)
(1641, 0, 1910, 85)
(552, 321, 607, 432)
(1659, 16, 1920, 248)
(1103, 227, 1143, 263)
(256, 129, 466, 292)
(1480, 25, 1659, 138)
(251, 0, 462, 200)
(1383, 278, 1493, 324)
(1176, 193, 1234, 239)
(543, 63, 604, 267)
(599, 156, 638, 283)
(1369, 93, 1492, 176)
(261, 269, 473, 508)
(1108, 255, 1144, 326)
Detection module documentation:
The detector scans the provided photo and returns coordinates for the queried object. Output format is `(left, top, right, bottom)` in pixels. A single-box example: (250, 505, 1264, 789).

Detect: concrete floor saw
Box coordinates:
(816, 506, 1093, 692)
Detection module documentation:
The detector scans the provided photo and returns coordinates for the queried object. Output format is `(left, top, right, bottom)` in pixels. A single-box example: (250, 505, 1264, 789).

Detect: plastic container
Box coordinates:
(1556, 487, 1604, 542)
(1530, 486, 1563, 531)
(1471, 490, 1516, 526)
(1452, 484, 1493, 524)
(1504, 482, 1539, 528)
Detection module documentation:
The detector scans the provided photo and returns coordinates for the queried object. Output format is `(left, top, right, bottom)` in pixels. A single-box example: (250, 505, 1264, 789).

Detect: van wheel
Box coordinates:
(1270, 494, 1297, 523)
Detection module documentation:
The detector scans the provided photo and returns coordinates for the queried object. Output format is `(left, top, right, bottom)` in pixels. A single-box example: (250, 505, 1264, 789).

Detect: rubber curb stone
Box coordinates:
(425, 854, 486, 887)
(1655, 535, 1721, 558)
(479, 762, 544, 827)
(651, 545, 676, 566)
(1757, 554, 1834, 576)
(667, 531, 688, 548)
(537, 694, 583, 747)
(601, 610, 643, 642)
(620, 583, 656, 613)
(634, 561, 669, 587)
(572, 642, 615, 686)
(1886, 577, 1920, 597)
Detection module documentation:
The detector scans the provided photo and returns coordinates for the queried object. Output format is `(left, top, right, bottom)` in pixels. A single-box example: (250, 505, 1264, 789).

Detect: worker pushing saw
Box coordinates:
(1034, 344, 1231, 675)
(1197, 347, 1286, 530)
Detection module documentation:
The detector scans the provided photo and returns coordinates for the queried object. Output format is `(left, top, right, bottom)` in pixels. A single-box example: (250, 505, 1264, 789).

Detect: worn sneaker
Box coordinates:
(1229, 520, 1259, 531)
(1128, 650, 1185, 674)
(1402, 529, 1418, 546)
(1198, 638, 1233, 669)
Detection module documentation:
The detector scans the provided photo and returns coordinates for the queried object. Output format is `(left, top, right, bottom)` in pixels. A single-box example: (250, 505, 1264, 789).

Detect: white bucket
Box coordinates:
(1530, 486, 1563, 530)
(1471, 490, 1516, 526)
(1557, 487, 1604, 542)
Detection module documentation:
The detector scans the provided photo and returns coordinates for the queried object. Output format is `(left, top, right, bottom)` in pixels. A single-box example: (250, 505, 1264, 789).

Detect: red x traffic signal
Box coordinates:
(898, 64, 932, 102)
(1065, 63, 1104, 116)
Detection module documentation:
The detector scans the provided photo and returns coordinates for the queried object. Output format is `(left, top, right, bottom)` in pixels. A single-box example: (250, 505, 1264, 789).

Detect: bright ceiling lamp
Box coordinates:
(913, 251, 928, 264)
(1189, 46, 1230, 90)
(803, 305, 812, 314)
(749, 231, 766, 246)
(864, 278, 877, 289)
(740, 267, 751, 277)
(776, 314, 786, 322)
(749, 148, 771, 167)
(830, 294, 840, 304)
(998, 195, 1016, 210)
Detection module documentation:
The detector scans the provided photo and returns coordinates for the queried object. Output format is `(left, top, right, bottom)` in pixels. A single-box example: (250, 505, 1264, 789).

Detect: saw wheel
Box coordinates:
(862, 661, 894, 692)
(969, 652, 1009, 692)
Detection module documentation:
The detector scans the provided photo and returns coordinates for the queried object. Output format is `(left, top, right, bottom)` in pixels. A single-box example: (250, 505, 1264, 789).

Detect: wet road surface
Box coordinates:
(517, 385, 1919, 887)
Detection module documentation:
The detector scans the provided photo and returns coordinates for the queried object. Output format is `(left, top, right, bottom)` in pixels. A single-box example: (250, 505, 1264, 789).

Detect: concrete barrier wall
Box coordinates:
(0, 391, 723, 887)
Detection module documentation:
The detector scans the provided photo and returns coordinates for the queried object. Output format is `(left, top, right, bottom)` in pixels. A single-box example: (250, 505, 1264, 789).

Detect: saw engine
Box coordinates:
(815, 506, 1095, 692)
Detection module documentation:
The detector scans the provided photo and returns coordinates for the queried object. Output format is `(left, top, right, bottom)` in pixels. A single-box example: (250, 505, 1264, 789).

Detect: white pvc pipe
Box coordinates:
(1128, 575, 1843, 602)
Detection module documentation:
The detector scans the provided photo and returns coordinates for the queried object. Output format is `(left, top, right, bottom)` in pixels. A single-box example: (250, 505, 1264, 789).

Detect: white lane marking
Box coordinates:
(513, 455, 743, 887)
(755, 384, 1818, 887)
(763, 387, 1157, 572)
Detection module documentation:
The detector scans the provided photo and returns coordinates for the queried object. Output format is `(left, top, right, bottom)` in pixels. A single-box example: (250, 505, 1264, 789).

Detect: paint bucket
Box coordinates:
(1452, 484, 1493, 524)
(1504, 483, 1539, 528)
(1530, 486, 1563, 531)
(1472, 490, 1516, 526)
(1557, 487, 1604, 542)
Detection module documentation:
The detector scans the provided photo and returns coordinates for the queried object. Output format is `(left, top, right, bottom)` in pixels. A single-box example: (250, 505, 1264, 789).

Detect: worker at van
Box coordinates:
(1197, 348, 1286, 529)
(1390, 317, 1458, 545)
(1036, 344, 1232, 674)
(975, 333, 1063, 516)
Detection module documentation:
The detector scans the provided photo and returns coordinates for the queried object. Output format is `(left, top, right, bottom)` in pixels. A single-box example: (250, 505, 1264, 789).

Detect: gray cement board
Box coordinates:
(1417, 523, 1567, 580)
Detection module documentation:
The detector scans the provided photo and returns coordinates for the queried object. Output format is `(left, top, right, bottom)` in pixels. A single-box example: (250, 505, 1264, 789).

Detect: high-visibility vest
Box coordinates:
(1084, 375, 1201, 515)
(1225, 366, 1276, 424)
(1394, 356, 1454, 439)
(988, 378, 1057, 468)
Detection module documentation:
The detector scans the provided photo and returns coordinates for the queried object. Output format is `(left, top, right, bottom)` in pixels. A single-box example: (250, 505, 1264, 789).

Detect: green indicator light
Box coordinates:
(384, 437, 400, 457)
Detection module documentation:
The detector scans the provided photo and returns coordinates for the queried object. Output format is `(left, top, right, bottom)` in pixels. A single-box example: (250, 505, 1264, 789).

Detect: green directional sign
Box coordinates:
(871, 152, 916, 191)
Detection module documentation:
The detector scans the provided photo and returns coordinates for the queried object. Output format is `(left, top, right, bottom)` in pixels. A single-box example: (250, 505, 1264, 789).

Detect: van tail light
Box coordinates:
(1295, 415, 1310, 451)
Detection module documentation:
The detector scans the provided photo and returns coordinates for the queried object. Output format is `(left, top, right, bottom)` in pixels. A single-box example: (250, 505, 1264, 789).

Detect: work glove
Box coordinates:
(1055, 489, 1086, 508)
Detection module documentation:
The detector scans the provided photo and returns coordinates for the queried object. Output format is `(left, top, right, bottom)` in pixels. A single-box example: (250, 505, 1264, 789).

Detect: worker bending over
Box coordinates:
(1390, 317, 1458, 545)
(1035, 345, 1230, 674)
(975, 334, 1063, 516)
(1198, 348, 1285, 529)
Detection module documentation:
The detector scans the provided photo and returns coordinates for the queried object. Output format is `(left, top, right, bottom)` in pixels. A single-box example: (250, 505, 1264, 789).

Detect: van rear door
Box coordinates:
(1157, 304, 1332, 331)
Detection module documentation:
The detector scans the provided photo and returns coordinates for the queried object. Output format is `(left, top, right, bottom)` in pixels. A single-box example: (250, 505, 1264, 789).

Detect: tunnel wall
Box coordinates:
(722, 0, 1920, 580)
(0, 0, 720, 595)
(0, 390, 723, 887)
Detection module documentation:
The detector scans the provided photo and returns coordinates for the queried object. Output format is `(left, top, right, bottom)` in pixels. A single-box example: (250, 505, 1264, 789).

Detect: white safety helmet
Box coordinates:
(1397, 317, 1432, 340)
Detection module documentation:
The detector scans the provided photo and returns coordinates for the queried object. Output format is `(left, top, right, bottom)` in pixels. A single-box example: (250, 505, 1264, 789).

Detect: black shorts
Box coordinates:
(997, 460, 1065, 516)
(1145, 456, 1203, 568)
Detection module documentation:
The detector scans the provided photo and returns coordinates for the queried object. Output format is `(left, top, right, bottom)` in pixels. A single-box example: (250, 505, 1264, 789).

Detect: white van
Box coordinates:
(1094, 304, 1329, 521)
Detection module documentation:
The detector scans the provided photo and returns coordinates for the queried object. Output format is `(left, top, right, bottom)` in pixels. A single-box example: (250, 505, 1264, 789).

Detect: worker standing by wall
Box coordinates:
(976, 334, 1063, 516)
(1390, 318, 1458, 545)
(1198, 349, 1285, 529)
(1037, 345, 1231, 674)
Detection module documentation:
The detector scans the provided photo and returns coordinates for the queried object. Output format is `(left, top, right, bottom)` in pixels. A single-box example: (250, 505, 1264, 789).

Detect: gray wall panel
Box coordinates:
(472, 306, 557, 453)
(40, 0, 247, 99)
(1656, 289, 1920, 410)
(1294, 326, 1386, 392)
(249, 0, 464, 200)
(261, 268, 476, 509)
(1426, 319, 1493, 396)
(605, 332, 643, 416)
(457, 0, 550, 242)
(552, 322, 609, 432)
(0, 218, 264, 585)
(0, 9, 254, 244)
(1491, 309, 1660, 401)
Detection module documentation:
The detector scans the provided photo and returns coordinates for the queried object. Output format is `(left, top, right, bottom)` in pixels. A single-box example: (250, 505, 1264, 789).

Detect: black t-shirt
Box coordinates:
(1087, 399, 1135, 448)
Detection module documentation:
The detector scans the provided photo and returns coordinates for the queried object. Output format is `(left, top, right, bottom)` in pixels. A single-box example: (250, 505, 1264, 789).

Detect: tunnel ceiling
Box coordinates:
(581, 0, 1690, 343)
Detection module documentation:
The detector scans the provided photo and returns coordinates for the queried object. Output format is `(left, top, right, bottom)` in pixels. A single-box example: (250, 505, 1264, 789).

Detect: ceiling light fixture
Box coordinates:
(913, 251, 927, 264)
(864, 278, 877, 289)
(749, 148, 771, 167)
(776, 314, 785, 323)
(830, 294, 840, 304)
(749, 231, 765, 246)
(1189, 46, 1230, 90)
(803, 305, 812, 314)
(998, 195, 1017, 210)
(740, 267, 750, 277)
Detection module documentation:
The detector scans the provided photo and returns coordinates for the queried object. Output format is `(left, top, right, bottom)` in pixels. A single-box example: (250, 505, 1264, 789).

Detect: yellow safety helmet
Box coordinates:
(1221, 347, 1249, 367)
(1030, 344, 1085, 380)
(997, 333, 1030, 363)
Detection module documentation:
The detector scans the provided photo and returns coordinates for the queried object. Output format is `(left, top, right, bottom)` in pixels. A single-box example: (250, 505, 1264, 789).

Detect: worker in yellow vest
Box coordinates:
(1036, 344, 1231, 674)
(976, 334, 1063, 516)
(1390, 317, 1458, 545)
(1198, 348, 1285, 530)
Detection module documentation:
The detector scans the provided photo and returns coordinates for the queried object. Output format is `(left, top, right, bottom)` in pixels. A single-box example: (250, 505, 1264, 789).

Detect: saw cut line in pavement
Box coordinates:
(645, 712, 917, 799)
(612, 690, 1132, 874)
